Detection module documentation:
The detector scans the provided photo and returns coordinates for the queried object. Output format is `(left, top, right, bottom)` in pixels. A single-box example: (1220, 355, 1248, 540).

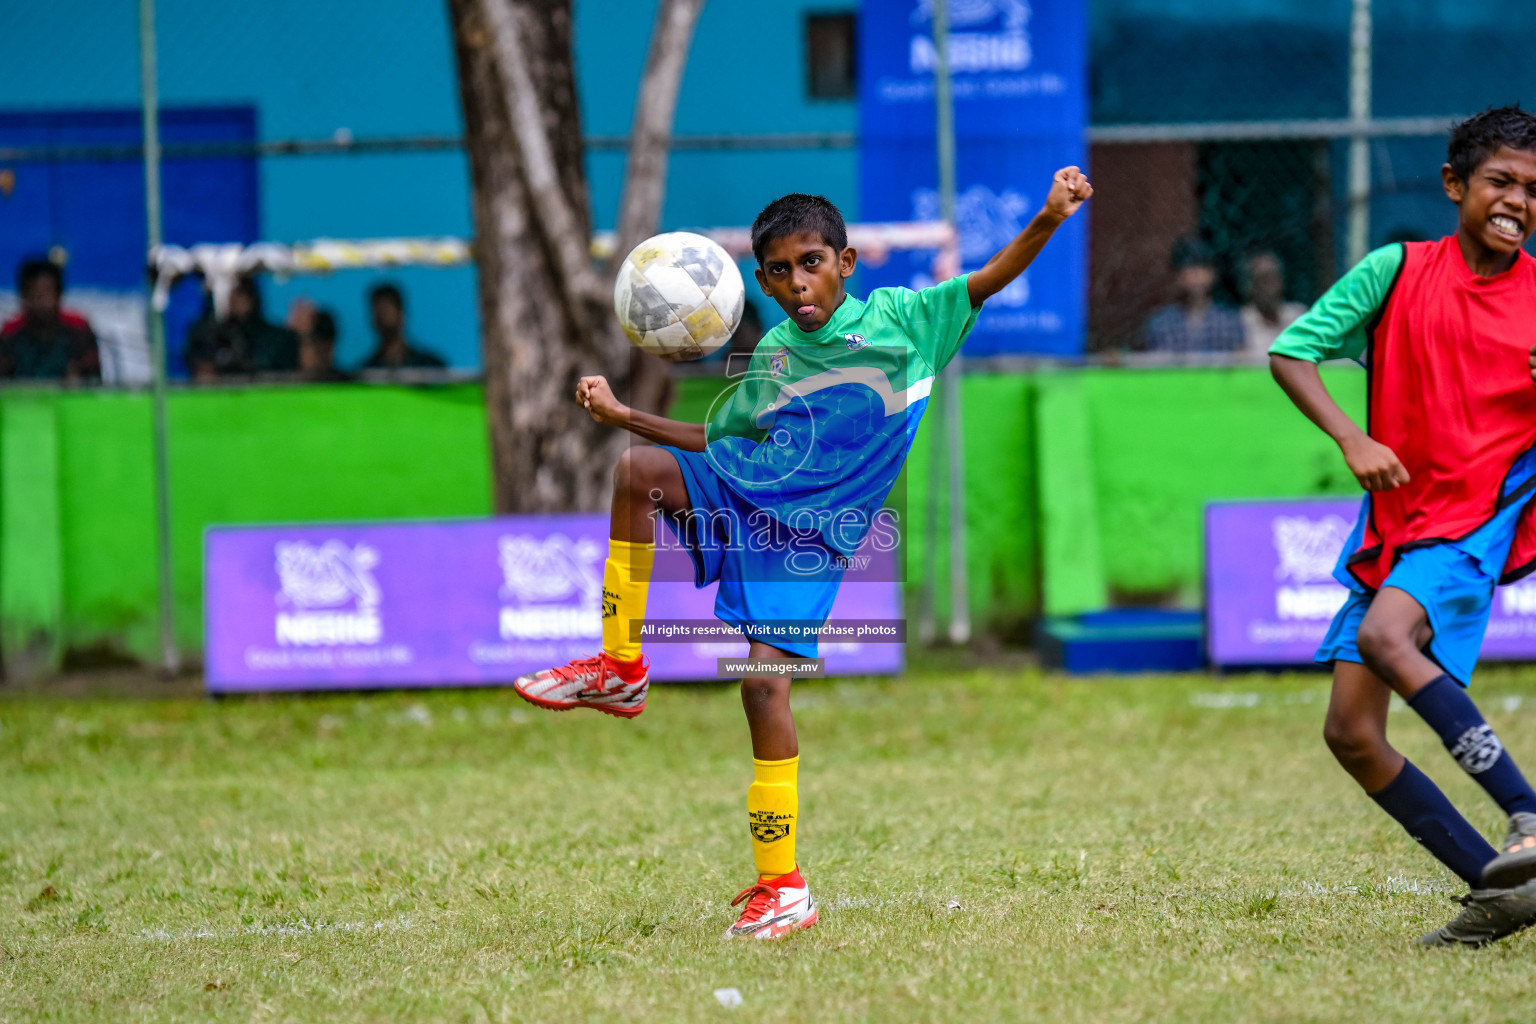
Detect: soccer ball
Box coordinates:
(613, 232, 745, 361)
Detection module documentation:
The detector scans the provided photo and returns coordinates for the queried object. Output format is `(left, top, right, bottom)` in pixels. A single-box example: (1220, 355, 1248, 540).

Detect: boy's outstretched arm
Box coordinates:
(965, 166, 1092, 307)
(1269, 354, 1408, 491)
(576, 374, 707, 451)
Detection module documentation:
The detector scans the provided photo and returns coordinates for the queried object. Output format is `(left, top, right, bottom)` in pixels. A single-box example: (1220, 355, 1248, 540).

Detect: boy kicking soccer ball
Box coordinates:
(514, 168, 1090, 938)
(1271, 106, 1536, 947)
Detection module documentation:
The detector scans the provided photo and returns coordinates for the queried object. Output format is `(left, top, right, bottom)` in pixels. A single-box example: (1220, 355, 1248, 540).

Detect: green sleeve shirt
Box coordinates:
(704, 350, 771, 446)
(703, 275, 979, 446)
(865, 273, 980, 376)
(1268, 244, 1404, 364)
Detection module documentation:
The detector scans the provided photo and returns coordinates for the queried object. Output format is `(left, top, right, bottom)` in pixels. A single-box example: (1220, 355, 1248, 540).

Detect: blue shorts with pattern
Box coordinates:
(657, 445, 847, 659)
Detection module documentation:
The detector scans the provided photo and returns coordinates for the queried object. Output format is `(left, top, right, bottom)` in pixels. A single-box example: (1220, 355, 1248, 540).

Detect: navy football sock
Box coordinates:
(1408, 674, 1536, 817)
(1370, 760, 1497, 886)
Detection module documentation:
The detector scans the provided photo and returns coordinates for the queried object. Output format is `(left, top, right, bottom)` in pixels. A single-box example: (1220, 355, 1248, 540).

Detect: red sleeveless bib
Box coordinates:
(1348, 236, 1536, 589)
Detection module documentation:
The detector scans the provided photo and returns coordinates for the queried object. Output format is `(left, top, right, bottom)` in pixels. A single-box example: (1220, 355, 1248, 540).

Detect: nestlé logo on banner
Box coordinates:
(908, 0, 1031, 74)
(912, 185, 1034, 310)
(1271, 515, 1351, 620)
(274, 541, 383, 646)
(496, 534, 603, 641)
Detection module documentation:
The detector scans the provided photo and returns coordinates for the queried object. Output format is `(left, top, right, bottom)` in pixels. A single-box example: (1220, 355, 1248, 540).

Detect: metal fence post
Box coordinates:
(1346, 0, 1372, 267)
(139, 0, 180, 676)
(931, 0, 970, 645)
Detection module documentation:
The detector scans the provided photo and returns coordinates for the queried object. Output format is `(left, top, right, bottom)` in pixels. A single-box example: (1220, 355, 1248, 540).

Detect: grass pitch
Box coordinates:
(5, 663, 1536, 1022)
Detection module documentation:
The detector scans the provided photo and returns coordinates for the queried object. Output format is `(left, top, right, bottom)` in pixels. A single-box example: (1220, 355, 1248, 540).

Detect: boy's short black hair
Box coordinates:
(750, 194, 848, 265)
(1447, 106, 1536, 182)
(369, 282, 404, 309)
(17, 257, 62, 295)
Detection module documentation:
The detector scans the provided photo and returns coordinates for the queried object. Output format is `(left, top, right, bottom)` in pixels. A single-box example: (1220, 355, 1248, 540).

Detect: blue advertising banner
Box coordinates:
(859, 0, 1087, 356)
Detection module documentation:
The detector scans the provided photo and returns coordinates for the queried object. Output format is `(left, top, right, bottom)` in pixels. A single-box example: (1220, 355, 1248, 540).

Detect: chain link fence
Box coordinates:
(4, 2, 1536, 370)
(1084, 0, 1536, 356)
(0, 0, 473, 383)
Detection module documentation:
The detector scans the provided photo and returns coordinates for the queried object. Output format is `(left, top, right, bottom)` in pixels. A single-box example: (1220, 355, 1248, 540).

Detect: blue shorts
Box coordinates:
(1315, 479, 1536, 685)
(1316, 542, 1498, 686)
(658, 446, 847, 658)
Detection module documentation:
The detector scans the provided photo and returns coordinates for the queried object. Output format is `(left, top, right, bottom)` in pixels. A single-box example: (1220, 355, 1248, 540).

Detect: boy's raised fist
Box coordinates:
(576, 374, 627, 426)
(1045, 166, 1092, 222)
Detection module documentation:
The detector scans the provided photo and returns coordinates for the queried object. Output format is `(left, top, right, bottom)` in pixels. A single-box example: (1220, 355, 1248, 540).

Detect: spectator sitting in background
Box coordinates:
(300, 310, 352, 382)
(0, 258, 101, 381)
(286, 297, 351, 381)
(285, 296, 318, 343)
(361, 283, 447, 371)
(185, 276, 299, 380)
(1239, 250, 1306, 356)
(1142, 236, 1244, 353)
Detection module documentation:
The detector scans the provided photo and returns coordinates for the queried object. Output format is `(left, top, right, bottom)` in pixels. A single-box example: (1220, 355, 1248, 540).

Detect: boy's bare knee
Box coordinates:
(741, 675, 787, 710)
(613, 447, 658, 495)
(1355, 616, 1406, 667)
(1323, 714, 1388, 769)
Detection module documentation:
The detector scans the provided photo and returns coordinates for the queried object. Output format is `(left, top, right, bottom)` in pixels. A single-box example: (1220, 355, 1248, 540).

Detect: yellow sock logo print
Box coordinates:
(749, 810, 793, 843)
(602, 586, 618, 620)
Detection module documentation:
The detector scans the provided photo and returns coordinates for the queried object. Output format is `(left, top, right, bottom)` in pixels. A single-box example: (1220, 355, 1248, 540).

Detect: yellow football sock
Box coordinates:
(748, 755, 799, 879)
(601, 538, 654, 662)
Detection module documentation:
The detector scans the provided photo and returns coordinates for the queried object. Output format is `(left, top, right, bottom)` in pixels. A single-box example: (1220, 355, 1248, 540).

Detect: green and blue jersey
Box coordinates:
(702, 275, 979, 556)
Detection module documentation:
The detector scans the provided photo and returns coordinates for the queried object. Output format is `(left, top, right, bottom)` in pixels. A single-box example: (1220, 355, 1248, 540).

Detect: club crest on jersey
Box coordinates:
(844, 333, 867, 350)
(769, 349, 790, 377)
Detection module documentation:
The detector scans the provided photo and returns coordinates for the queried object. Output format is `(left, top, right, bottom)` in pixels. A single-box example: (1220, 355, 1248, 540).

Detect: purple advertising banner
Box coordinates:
(205, 516, 905, 692)
(1206, 499, 1536, 667)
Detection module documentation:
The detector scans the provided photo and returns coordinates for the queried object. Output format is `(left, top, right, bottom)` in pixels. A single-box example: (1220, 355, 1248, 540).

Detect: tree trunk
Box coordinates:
(614, 0, 707, 418)
(448, 0, 706, 514)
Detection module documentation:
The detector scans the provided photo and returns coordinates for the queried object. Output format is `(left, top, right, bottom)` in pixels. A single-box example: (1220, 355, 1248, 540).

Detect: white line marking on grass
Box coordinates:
(1189, 692, 1261, 709)
(1288, 876, 1455, 898)
(820, 893, 925, 913)
(1188, 689, 1325, 709)
(398, 704, 433, 726)
(1192, 689, 1533, 712)
(137, 914, 414, 941)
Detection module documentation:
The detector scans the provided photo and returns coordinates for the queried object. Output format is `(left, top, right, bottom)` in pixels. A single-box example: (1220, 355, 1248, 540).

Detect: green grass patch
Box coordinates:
(5, 666, 1536, 1021)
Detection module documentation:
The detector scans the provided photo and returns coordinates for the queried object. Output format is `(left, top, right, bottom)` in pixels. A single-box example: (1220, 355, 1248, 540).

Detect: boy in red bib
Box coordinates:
(1271, 107, 1536, 947)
